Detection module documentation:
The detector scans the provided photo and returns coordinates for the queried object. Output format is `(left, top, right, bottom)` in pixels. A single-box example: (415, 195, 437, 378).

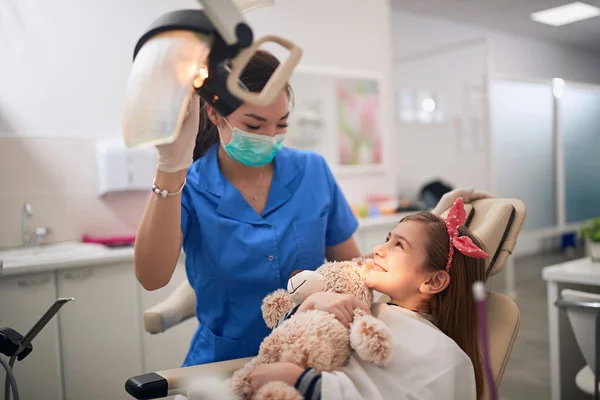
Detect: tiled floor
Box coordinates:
(491, 250, 585, 400)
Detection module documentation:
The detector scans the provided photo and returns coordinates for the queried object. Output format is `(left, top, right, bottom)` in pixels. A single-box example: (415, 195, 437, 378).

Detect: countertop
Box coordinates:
(0, 213, 411, 278)
(542, 257, 600, 286)
(356, 212, 413, 228)
(0, 243, 138, 278)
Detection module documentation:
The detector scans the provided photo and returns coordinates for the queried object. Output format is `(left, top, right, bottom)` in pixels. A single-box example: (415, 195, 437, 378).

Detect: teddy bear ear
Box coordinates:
(289, 269, 304, 279)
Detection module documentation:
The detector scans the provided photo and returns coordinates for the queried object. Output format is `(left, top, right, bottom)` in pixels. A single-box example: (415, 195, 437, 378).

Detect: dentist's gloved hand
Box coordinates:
(431, 187, 495, 216)
(156, 94, 200, 173)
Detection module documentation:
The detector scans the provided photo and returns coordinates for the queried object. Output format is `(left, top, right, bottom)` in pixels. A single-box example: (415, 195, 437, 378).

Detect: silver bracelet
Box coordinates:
(152, 178, 186, 199)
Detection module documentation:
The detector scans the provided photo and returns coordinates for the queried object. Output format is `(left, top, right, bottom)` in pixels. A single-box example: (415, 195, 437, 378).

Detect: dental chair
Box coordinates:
(127, 197, 526, 400)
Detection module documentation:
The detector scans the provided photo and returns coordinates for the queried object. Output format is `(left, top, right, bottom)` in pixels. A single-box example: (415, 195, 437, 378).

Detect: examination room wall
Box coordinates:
(0, 0, 395, 249)
(390, 9, 600, 255)
(390, 9, 600, 197)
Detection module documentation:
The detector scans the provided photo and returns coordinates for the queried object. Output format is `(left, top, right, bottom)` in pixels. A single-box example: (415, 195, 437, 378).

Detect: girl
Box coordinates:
(248, 198, 489, 399)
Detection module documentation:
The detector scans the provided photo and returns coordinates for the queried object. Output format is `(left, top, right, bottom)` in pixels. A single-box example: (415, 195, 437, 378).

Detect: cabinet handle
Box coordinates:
(17, 275, 51, 287)
(63, 269, 93, 280)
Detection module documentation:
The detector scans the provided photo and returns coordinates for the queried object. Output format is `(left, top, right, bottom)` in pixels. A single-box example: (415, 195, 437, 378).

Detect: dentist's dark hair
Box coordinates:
(192, 50, 293, 161)
(399, 212, 488, 400)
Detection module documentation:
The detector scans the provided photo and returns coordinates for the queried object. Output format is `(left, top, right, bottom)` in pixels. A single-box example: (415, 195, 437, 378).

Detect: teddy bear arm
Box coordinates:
(350, 313, 393, 367)
(229, 358, 260, 400)
(255, 381, 304, 400)
(262, 289, 295, 329)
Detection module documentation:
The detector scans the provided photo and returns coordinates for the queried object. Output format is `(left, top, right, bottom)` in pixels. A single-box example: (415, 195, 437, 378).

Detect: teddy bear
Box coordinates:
(226, 258, 394, 400)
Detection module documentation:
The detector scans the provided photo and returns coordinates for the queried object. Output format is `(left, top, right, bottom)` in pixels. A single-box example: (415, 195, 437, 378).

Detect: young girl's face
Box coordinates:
(366, 220, 433, 303)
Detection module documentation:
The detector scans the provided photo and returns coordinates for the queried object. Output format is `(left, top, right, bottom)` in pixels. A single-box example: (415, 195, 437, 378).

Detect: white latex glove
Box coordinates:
(431, 187, 495, 216)
(156, 94, 200, 173)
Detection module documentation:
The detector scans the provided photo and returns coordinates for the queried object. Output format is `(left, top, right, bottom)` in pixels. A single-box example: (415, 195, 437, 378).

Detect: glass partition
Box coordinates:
(490, 79, 556, 230)
(561, 84, 600, 223)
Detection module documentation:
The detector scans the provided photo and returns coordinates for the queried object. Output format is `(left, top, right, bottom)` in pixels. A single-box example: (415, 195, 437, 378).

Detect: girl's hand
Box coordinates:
(298, 292, 372, 327)
(249, 362, 305, 393)
(431, 188, 495, 216)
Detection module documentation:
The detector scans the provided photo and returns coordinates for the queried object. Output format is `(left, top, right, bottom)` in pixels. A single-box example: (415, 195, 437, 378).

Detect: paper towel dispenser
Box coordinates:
(94, 138, 157, 197)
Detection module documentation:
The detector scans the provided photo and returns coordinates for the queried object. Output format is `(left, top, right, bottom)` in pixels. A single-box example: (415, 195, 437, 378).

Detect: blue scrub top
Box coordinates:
(179, 143, 359, 367)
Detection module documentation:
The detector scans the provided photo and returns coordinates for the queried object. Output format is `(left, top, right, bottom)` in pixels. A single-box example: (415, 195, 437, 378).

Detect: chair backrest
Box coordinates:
(443, 198, 527, 399)
(561, 289, 600, 372)
(483, 291, 520, 399)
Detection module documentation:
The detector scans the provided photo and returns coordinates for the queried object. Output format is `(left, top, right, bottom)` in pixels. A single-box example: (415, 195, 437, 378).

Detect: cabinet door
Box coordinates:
(140, 263, 198, 373)
(358, 225, 396, 256)
(0, 272, 63, 400)
(57, 264, 143, 400)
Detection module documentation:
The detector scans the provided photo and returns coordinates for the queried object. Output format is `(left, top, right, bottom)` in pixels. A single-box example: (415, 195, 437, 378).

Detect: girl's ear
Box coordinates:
(420, 270, 450, 295)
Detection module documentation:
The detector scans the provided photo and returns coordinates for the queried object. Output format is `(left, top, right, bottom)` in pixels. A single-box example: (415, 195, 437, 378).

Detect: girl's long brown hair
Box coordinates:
(400, 212, 488, 399)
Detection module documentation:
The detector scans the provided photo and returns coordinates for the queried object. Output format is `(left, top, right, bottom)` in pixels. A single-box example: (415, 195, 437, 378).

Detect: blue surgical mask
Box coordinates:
(218, 119, 285, 167)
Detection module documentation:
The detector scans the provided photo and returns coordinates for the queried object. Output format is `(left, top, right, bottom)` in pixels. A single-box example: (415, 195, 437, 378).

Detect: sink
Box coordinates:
(0, 242, 108, 268)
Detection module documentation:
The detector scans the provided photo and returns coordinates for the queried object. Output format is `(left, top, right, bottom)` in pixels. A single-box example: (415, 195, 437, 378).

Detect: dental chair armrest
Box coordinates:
(126, 357, 253, 399)
(143, 279, 197, 334)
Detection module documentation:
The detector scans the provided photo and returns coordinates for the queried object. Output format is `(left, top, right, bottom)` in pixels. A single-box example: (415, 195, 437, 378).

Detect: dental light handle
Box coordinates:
(195, 0, 303, 107)
(198, 0, 246, 45)
(199, 0, 276, 44)
(472, 281, 498, 400)
(198, 0, 302, 106)
(227, 35, 302, 106)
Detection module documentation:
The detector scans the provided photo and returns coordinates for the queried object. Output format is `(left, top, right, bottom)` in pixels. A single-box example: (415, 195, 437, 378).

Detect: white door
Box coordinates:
(140, 263, 198, 373)
(0, 272, 64, 400)
(57, 264, 143, 400)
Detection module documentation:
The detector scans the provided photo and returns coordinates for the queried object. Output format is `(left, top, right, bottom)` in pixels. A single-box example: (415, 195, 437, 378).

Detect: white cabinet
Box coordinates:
(56, 264, 143, 400)
(0, 272, 63, 400)
(356, 220, 400, 255)
(359, 226, 391, 255)
(140, 263, 198, 373)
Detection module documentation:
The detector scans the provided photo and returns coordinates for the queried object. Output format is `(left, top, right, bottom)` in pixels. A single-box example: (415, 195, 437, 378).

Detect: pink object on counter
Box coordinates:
(81, 234, 136, 247)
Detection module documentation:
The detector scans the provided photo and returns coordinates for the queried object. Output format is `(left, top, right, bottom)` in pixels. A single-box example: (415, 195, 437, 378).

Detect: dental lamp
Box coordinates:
(122, 0, 303, 148)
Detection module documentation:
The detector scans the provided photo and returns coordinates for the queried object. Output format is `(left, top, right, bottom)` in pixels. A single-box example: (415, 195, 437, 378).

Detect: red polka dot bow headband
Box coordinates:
(444, 197, 489, 271)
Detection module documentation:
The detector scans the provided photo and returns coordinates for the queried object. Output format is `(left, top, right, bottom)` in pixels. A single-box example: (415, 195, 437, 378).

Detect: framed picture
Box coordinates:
(286, 66, 385, 175)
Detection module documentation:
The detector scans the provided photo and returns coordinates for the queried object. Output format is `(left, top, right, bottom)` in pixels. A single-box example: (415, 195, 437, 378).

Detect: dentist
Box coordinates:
(133, 49, 492, 369)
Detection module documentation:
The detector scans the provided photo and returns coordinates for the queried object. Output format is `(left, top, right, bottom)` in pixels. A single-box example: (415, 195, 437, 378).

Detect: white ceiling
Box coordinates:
(391, 0, 600, 52)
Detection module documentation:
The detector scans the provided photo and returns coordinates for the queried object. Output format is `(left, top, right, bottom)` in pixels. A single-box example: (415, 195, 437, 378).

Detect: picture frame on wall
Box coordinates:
(286, 66, 386, 175)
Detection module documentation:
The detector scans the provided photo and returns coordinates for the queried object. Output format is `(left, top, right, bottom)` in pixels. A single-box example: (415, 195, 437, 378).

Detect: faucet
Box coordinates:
(21, 203, 52, 247)
(22, 203, 33, 246)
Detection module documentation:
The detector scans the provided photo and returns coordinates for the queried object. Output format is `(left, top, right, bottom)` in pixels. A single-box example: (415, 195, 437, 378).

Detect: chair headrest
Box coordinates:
(441, 198, 527, 277)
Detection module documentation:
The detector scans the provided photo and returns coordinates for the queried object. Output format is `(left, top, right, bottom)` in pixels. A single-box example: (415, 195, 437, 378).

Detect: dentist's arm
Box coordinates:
(134, 95, 200, 291)
(326, 237, 361, 262)
(135, 170, 187, 291)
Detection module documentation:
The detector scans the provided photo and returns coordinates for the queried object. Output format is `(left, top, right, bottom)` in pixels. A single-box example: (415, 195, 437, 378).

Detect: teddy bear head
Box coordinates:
(287, 258, 375, 306)
(262, 258, 377, 329)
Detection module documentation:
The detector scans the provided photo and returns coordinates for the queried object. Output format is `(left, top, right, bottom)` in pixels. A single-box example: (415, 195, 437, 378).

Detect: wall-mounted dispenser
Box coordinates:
(95, 137, 157, 197)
